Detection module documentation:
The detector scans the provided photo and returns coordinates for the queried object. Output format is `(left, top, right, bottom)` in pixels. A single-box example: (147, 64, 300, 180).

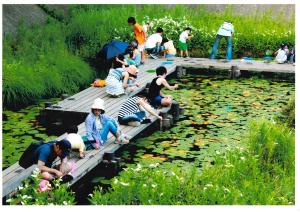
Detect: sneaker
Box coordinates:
(150, 54, 158, 59)
(140, 61, 145, 65)
(128, 121, 141, 127)
(141, 118, 152, 124)
(115, 134, 130, 144)
(61, 174, 74, 184)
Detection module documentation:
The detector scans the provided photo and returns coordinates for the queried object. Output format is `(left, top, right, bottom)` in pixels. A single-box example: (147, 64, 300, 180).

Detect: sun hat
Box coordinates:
(127, 65, 139, 76)
(91, 98, 105, 112)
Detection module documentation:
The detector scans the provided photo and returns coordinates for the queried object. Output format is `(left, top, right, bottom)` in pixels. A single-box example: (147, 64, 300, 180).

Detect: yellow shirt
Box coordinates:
(164, 41, 176, 55)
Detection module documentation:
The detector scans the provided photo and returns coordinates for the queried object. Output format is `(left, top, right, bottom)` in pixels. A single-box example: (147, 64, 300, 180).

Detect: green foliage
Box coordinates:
(6, 169, 76, 205)
(89, 120, 294, 205)
(66, 5, 294, 59)
(277, 97, 295, 128)
(3, 20, 94, 108)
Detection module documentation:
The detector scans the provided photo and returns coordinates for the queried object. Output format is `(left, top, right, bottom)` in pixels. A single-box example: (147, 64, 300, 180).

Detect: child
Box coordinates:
(163, 38, 177, 58)
(179, 27, 193, 58)
(105, 65, 139, 97)
(126, 44, 141, 67)
(148, 66, 178, 108)
(85, 98, 131, 146)
(128, 17, 146, 64)
(118, 93, 162, 127)
(275, 43, 289, 64)
(210, 21, 234, 61)
(145, 27, 165, 59)
(64, 133, 86, 159)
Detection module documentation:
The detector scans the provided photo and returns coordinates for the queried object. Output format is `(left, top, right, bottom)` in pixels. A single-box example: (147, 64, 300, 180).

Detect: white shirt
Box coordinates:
(217, 22, 234, 37)
(179, 31, 189, 43)
(95, 117, 102, 131)
(276, 49, 287, 63)
(145, 33, 163, 49)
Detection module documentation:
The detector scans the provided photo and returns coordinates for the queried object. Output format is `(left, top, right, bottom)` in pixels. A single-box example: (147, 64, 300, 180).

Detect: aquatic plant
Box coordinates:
(6, 168, 76, 205)
(89, 120, 294, 205)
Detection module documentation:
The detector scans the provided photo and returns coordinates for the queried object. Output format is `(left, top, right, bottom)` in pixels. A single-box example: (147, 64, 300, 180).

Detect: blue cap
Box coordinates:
(57, 139, 71, 158)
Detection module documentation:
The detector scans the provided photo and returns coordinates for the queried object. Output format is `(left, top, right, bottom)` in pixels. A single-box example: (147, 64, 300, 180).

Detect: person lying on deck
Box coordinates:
(105, 64, 140, 97)
(147, 66, 178, 108)
(85, 98, 131, 147)
(118, 93, 162, 127)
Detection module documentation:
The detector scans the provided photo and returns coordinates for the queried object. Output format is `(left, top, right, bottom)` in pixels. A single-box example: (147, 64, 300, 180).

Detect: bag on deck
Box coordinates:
(19, 141, 45, 169)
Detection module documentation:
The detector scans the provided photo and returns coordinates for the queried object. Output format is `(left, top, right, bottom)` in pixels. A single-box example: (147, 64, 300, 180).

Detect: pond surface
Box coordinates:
(2, 98, 60, 169)
(72, 74, 294, 204)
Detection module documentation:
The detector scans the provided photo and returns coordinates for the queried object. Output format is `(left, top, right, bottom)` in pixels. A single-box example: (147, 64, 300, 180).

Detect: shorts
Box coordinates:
(179, 41, 188, 51)
(165, 53, 175, 58)
(146, 46, 165, 54)
(150, 95, 163, 107)
(138, 44, 145, 52)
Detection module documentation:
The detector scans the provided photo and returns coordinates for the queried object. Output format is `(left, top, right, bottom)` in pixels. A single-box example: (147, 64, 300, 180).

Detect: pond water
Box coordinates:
(71, 74, 294, 204)
(2, 98, 60, 170)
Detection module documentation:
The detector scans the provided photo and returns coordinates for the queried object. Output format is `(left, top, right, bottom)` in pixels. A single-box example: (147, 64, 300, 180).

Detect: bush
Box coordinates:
(6, 169, 76, 205)
(89, 119, 294, 205)
(277, 98, 295, 128)
(66, 5, 295, 59)
(3, 19, 94, 109)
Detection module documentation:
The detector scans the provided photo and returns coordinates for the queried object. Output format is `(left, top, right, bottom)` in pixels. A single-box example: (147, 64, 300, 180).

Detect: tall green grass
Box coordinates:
(3, 19, 94, 109)
(66, 5, 295, 58)
(89, 119, 295, 205)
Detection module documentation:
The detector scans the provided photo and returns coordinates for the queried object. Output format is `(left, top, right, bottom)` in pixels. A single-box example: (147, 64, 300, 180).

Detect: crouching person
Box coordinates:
(35, 139, 72, 181)
(118, 94, 163, 127)
(65, 133, 86, 159)
(148, 66, 178, 108)
(85, 98, 131, 146)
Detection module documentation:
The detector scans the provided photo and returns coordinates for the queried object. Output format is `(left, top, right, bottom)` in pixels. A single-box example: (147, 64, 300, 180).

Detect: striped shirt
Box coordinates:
(118, 97, 141, 118)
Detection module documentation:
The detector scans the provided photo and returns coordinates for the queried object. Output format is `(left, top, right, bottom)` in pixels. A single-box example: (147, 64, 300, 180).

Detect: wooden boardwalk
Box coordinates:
(2, 57, 295, 198)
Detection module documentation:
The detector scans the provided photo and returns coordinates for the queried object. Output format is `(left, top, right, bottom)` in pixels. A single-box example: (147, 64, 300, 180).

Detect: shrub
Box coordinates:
(89, 120, 294, 205)
(3, 19, 94, 109)
(277, 97, 295, 128)
(6, 169, 76, 205)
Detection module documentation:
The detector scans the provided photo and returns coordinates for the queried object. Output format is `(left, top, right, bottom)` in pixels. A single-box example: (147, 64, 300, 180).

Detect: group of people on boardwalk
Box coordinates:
(18, 16, 294, 186)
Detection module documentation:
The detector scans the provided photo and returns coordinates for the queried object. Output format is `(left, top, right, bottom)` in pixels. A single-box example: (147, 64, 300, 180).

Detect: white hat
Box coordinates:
(91, 98, 105, 112)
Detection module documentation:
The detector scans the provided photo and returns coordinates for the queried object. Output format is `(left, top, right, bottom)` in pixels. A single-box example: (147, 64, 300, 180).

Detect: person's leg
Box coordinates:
(180, 50, 183, 57)
(210, 35, 221, 59)
(100, 121, 118, 143)
(226, 36, 233, 60)
(186, 50, 189, 57)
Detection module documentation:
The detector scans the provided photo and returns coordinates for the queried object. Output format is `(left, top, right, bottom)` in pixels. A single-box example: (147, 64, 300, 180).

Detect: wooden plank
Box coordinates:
(3, 165, 38, 197)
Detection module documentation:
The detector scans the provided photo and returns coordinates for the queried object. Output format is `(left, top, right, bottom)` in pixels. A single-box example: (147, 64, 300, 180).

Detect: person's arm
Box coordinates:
(37, 160, 63, 177)
(85, 115, 99, 142)
(161, 78, 178, 90)
(138, 99, 162, 120)
(122, 72, 131, 88)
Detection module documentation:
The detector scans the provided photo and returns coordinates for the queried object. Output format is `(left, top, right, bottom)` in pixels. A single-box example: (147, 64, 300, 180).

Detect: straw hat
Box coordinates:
(91, 98, 105, 112)
(127, 65, 139, 76)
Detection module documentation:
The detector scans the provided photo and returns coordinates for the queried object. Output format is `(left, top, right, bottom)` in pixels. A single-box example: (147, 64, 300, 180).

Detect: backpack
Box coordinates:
(19, 141, 45, 168)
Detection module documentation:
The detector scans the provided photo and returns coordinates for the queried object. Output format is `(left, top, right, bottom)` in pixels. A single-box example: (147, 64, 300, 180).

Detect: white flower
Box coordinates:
(240, 157, 245, 160)
(6, 198, 12, 203)
(151, 184, 157, 188)
(88, 194, 93, 197)
(134, 164, 142, 171)
(203, 187, 207, 191)
(206, 183, 213, 187)
(63, 201, 68, 205)
(18, 186, 24, 190)
(120, 182, 129, 186)
(148, 199, 152, 203)
(149, 163, 159, 168)
(216, 150, 220, 155)
(223, 187, 230, 193)
(171, 171, 176, 176)
(224, 164, 234, 168)
(160, 193, 164, 196)
(113, 179, 119, 184)
(143, 184, 147, 187)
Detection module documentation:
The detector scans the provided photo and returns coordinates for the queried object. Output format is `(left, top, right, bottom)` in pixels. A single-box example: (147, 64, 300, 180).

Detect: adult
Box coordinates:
(145, 27, 165, 59)
(105, 65, 140, 97)
(34, 139, 72, 180)
(210, 21, 234, 61)
(128, 17, 146, 64)
(118, 94, 162, 127)
(85, 98, 130, 146)
(148, 66, 178, 108)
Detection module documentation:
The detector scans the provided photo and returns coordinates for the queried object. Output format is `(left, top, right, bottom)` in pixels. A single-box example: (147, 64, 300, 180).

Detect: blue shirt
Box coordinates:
(34, 141, 58, 168)
(85, 112, 118, 143)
